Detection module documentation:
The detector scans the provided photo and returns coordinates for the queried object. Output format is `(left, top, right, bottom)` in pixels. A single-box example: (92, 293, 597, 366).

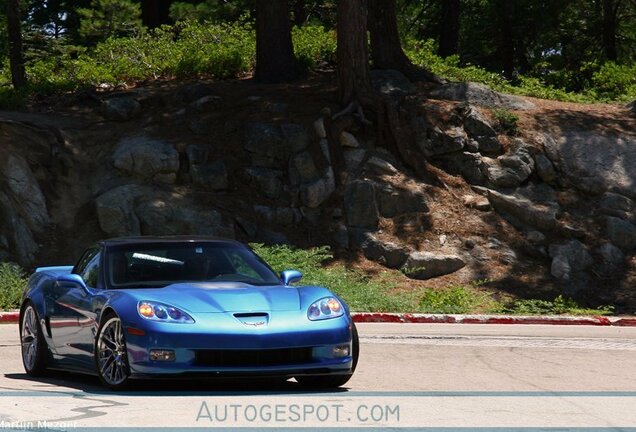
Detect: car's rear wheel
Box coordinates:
(20, 302, 48, 376)
(296, 322, 359, 389)
(95, 314, 131, 390)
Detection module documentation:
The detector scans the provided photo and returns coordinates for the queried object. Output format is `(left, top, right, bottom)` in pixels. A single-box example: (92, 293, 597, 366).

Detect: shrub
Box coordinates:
(0, 263, 27, 310)
(493, 108, 519, 135)
(292, 25, 336, 69)
(494, 295, 614, 316)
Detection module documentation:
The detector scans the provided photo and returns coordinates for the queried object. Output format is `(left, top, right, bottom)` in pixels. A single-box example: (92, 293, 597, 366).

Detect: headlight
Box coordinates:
(307, 297, 344, 320)
(137, 301, 194, 323)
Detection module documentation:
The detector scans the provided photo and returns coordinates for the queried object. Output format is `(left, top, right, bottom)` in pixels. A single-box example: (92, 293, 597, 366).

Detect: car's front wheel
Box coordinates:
(296, 322, 359, 389)
(20, 301, 48, 376)
(95, 314, 131, 390)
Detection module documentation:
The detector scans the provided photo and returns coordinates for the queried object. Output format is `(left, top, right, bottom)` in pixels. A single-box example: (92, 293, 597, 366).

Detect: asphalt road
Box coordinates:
(1, 323, 636, 429)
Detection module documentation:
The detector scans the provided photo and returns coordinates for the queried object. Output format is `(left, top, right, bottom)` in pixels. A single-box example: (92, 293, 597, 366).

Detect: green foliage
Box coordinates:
(494, 295, 614, 316)
(590, 62, 636, 101)
(169, 0, 251, 23)
(0, 263, 27, 311)
(492, 109, 519, 136)
(418, 284, 488, 314)
(292, 25, 336, 69)
(78, 0, 143, 42)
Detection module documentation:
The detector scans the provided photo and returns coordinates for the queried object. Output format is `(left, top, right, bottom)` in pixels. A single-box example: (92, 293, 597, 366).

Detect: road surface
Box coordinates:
(1, 322, 635, 429)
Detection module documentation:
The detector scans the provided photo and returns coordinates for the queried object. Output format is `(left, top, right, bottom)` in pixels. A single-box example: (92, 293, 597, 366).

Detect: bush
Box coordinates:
(492, 108, 519, 135)
(0, 263, 27, 310)
(590, 62, 636, 101)
(292, 25, 336, 69)
(418, 285, 483, 314)
(494, 295, 614, 316)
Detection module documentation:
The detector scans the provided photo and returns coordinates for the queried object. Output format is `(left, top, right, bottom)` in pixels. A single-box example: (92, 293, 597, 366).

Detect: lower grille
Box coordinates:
(194, 347, 315, 367)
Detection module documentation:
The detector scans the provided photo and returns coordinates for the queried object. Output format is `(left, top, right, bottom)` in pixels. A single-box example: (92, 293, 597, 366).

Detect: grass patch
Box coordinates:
(0, 263, 27, 310)
(493, 295, 614, 316)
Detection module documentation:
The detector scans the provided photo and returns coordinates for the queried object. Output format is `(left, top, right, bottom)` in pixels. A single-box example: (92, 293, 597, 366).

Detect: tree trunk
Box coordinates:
(602, 0, 619, 61)
(499, 0, 515, 79)
(336, 0, 371, 106)
(141, 0, 172, 29)
(6, 0, 26, 89)
(438, 0, 460, 58)
(293, 0, 307, 26)
(367, 0, 441, 83)
(255, 0, 299, 83)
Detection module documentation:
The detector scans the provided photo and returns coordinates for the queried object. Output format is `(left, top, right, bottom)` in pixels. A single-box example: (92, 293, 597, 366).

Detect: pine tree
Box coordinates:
(78, 0, 143, 41)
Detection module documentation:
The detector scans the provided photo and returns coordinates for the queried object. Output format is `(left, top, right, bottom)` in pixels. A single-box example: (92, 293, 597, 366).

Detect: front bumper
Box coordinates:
(122, 312, 353, 378)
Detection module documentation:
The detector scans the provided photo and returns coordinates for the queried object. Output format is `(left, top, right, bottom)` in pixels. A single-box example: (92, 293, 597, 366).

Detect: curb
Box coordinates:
(2, 310, 636, 327)
(351, 312, 636, 327)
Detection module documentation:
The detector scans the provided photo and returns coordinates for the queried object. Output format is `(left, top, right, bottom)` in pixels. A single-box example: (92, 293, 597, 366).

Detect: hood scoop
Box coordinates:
(234, 312, 269, 328)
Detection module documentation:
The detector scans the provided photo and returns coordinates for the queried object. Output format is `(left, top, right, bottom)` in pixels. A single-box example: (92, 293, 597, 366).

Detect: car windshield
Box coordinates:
(106, 242, 282, 288)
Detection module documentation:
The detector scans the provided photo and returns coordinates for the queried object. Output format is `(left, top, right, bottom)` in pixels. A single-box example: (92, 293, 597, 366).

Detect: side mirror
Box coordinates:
(56, 273, 88, 292)
(281, 270, 303, 286)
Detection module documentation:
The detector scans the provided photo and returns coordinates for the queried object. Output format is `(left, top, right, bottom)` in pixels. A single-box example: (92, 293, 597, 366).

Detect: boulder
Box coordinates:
(313, 118, 327, 139)
(186, 145, 208, 167)
(289, 151, 319, 186)
(179, 83, 215, 102)
(280, 123, 310, 154)
(534, 153, 557, 183)
(245, 122, 309, 168)
(0, 191, 38, 266)
(599, 192, 634, 222)
(461, 105, 497, 138)
(429, 82, 536, 110)
(402, 251, 466, 280)
(102, 96, 140, 121)
(418, 126, 466, 157)
(343, 149, 367, 172)
(477, 136, 503, 155)
(113, 136, 179, 183)
(597, 242, 625, 272)
(370, 69, 416, 97)
(95, 184, 153, 237)
(190, 95, 222, 111)
(483, 139, 535, 187)
(361, 233, 409, 268)
(136, 199, 234, 238)
(191, 160, 228, 190)
(487, 188, 559, 231)
(245, 167, 283, 199)
(254, 205, 301, 226)
(345, 180, 379, 230)
(606, 216, 636, 251)
(548, 240, 593, 281)
(0, 153, 50, 233)
(339, 131, 360, 148)
(366, 157, 398, 175)
(463, 194, 491, 211)
(300, 168, 335, 208)
(375, 184, 429, 217)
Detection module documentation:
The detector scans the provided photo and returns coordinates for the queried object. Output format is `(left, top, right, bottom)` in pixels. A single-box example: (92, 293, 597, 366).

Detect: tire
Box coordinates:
(95, 313, 131, 390)
(19, 301, 48, 376)
(296, 322, 359, 389)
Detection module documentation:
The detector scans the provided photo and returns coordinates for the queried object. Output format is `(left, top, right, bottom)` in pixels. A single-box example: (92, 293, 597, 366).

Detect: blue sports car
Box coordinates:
(19, 237, 358, 389)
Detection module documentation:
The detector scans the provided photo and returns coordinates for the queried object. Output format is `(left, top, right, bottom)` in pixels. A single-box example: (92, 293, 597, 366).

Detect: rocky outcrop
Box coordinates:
(486, 188, 559, 232)
(345, 180, 379, 230)
(95, 184, 152, 237)
(482, 139, 535, 187)
(548, 240, 593, 281)
(606, 216, 636, 251)
(430, 82, 536, 110)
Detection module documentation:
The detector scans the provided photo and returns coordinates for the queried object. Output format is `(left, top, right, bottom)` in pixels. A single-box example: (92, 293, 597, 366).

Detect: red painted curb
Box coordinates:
(0, 311, 19, 323)
(352, 312, 635, 327)
(2, 310, 635, 326)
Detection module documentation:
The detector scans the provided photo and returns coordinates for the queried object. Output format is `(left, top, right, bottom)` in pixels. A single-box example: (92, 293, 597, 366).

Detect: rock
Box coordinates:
(345, 180, 379, 230)
(606, 216, 636, 251)
(95, 184, 152, 237)
(245, 167, 283, 199)
(465, 139, 480, 153)
(477, 136, 503, 155)
(597, 242, 624, 271)
(102, 96, 140, 121)
(361, 233, 409, 268)
(343, 149, 367, 172)
(235, 217, 258, 238)
(375, 184, 429, 217)
(370, 69, 416, 97)
(0, 191, 38, 266)
(463, 194, 491, 211)
(339, 131, 360, 148)
(313, 118, 327, 139)
(487, 188, 559, 231)
(483, 139, 535, 187)
(429, 82, 536, 110)
(548, 240, 593, 281)
(289, 151, 319, 186)
(599, 192, 634, 221)
(556, 223, 586, 239)
(534, 153, 557, 183)
(191, 160, 228, 190)
(499, 249, 518, 265)
(254, 205, 301, 226)
(419, 126, 466, 157)
(190, 95, 222, 111)
(262, 101, 289, 114)
(136, 198, 234, 238)
(179, 83, 215, 102)
(280, 123, 310, 154)
(320, 139, 331, 162)
(445, 152, 487, 184)
(0, 153, 50, 233)
(461, 105, 497, 138)
(333, 223, 349, 250)
(256, 229, 289, 245)
(186, 145, 208, 166)
(366, 156, 398, 175)
(549, 130, 636, 198)
(245, 123, 309, 168)
(300, 168, 335, 208)
(526, 231, 546, 244)
(113, 136, 179, 183)
(627, 100, 636, 116)
(402, 251, 466, 280)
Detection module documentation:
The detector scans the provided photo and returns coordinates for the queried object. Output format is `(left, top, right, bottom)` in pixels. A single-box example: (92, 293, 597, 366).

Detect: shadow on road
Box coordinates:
(3, 372, 350, 396)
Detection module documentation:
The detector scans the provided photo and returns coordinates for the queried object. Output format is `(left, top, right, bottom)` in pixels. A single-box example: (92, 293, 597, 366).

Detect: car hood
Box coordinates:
(125, 282, 301, 313)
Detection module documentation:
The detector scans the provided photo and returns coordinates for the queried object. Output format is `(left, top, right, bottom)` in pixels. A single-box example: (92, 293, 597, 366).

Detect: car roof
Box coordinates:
(101, 236, 244, 248)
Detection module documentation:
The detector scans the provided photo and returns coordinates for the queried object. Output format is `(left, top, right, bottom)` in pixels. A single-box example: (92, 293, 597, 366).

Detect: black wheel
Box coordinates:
(95, 313, 131, 390)
(19, 301, 48, 376)
(296, 322, 359, 389)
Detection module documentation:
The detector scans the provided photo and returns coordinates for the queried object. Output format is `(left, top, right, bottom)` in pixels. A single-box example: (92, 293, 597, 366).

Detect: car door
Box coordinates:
(49, 248, 102, 360)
